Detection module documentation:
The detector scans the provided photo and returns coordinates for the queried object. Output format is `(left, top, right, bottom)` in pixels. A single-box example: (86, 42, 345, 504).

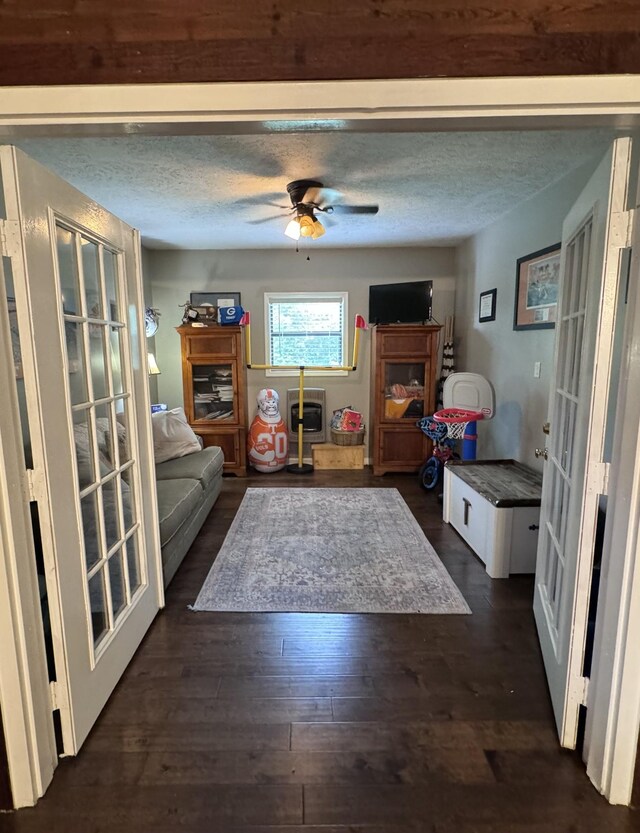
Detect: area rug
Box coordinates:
(191, 488, 470, 614)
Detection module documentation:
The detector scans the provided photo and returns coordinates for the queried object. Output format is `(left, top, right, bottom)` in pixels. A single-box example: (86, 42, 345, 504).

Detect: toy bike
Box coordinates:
(416, 416, 458, 490)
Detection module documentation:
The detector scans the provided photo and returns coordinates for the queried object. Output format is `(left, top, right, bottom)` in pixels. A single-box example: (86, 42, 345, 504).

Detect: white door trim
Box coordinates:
(0, 256, 57, 806)
(0, 75, 640, 134)
(0, 74, 639, 808)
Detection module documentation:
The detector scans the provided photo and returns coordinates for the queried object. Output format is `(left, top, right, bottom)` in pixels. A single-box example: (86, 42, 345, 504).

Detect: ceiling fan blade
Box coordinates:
(236, 198, 290, 210)
(235, 193, 289, 207)
(303, 186, 343, 207)
(246, 213, 288, 225)
(327, 204, 379, 215)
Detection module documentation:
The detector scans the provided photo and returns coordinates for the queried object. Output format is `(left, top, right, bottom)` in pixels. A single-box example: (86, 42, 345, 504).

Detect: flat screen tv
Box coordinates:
(368, 280, 433, 325)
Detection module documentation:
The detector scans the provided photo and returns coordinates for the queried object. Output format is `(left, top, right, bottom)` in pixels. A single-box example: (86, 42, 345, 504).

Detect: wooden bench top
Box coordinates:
(445, 459, 543, 507)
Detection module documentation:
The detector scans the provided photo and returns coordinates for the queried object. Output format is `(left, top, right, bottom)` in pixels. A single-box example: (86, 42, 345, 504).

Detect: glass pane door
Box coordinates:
(531, 138, 632, 749)
(382, 361, 427, 420)
(191, 362, 235, 422)
(58, 224, 144, 656)
(1, 143, 162, 758)
(537, 219, 591, 642)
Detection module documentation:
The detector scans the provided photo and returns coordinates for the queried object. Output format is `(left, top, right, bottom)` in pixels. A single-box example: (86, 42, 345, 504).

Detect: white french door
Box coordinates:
(533, 137, 634, 747)
(0, 146, 163, 755)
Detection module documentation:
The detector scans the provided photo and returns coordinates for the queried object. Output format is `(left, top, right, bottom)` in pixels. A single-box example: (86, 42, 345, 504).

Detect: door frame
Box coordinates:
(1, 75, 639, 808)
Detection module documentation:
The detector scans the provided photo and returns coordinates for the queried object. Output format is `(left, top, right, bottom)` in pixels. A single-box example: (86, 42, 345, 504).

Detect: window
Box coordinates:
(265, 292, 348, 376)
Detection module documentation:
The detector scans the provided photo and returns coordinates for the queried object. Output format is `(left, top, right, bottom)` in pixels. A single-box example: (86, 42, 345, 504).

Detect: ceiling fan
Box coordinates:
(249, 179, 379, 240)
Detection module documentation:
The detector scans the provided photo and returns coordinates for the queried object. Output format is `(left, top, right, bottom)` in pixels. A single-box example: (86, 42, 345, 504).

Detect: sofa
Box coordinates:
(151, 407, 225, 587)
(155, 445, 224, 587)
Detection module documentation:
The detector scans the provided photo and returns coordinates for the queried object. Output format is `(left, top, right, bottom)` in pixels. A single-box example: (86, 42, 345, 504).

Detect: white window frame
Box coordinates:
(264, 291, 349, 377)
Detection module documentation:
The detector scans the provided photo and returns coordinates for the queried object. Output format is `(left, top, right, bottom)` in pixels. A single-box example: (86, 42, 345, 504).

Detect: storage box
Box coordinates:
(443, 460, 542, 578)
(312, 443, 365, 470)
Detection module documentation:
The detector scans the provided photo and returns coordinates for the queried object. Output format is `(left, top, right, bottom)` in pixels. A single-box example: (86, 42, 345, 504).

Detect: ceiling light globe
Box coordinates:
(284, 219, 301, 240)
(298, 215, 315, 237)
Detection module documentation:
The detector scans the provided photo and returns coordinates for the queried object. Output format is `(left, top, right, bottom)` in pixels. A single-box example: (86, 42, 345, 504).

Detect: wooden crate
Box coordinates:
(312, 442, 365, 470)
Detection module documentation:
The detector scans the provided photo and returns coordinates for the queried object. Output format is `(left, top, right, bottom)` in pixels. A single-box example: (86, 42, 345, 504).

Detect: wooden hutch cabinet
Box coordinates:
(370, 324, 441, 475)
(177, 325, 248, 476)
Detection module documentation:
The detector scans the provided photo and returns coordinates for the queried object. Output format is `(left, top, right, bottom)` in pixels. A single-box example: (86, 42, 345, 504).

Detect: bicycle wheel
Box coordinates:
(419, 456, 441, 490)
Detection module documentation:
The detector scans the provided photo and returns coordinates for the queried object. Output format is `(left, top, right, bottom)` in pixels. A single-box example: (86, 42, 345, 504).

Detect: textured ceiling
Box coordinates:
(14, 130, 613, 250)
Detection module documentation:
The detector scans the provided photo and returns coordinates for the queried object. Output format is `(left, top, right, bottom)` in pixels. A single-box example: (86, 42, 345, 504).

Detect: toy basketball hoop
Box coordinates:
(433, 408, 484, 441)
(440, 373, 495, 460)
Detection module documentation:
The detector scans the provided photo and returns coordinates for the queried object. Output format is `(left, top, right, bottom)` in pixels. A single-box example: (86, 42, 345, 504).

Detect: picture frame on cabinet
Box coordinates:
(513, 243, 560, 331)
(190, 291, 241, 310)
(479, 288, 497, 323)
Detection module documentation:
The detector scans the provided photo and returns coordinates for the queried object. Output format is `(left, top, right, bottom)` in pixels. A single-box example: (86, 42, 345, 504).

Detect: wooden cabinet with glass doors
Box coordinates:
(370, 324, 441, 475)
(177, 325, 248, 476)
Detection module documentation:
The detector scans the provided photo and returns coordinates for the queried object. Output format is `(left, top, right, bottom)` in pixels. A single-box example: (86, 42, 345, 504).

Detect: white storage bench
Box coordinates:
(443, 460, 542, 579)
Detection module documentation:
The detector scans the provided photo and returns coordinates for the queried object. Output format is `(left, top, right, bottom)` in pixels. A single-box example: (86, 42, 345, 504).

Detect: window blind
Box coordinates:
(267, 295, 346, 368)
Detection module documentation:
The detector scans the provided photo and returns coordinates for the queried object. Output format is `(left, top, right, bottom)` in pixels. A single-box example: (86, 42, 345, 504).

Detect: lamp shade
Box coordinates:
(284, 218, 301, 240)
(147, 352, 161, 375)
(298, 215, 315, 237)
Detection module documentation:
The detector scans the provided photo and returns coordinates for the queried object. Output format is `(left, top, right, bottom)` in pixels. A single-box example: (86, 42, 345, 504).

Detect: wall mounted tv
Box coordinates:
(368, 280, 433, 325)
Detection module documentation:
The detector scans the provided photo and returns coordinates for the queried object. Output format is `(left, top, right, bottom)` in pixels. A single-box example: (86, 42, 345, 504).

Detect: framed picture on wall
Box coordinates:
(513, 243, 561, 331)
(190, 291, 241, 309)
(479, 288, 497, 323)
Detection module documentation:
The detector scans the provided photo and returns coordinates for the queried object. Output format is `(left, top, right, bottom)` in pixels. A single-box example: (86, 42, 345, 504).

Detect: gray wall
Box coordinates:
(146, 247, 456, 456)
(454, 158, 603, 470)
(140, 246, 159, 403)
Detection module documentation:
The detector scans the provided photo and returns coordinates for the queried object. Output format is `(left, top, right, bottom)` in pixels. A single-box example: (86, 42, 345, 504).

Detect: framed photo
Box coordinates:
(190, 291, 241, 309)
(514, 243, 561, 331)
(479, 288, 497, 323)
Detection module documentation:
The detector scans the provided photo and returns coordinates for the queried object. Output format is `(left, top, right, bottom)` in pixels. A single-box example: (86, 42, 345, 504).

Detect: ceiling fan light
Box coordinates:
(311, 218, 325, 239)
(284, 218, 301, 240)
(298, 214, 315, 237)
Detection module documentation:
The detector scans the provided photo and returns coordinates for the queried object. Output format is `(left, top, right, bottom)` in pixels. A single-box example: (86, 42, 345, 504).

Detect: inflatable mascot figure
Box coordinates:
(247, 388, 288, 472)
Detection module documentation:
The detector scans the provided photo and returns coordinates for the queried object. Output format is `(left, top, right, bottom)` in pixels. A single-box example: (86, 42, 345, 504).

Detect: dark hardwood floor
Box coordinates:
(5, 470, 638, 831)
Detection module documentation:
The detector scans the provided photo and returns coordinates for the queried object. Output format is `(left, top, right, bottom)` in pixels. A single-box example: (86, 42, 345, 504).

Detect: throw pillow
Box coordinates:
(73, 421, 114, 488)
(151, 407, 201, 464)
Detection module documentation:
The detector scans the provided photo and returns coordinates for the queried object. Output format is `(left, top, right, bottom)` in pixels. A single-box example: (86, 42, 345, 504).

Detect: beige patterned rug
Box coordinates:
(192, 487, 470, 614)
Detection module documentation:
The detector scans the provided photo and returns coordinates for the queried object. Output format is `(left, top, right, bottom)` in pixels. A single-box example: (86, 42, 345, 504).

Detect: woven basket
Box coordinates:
(331, 427, 365, 446)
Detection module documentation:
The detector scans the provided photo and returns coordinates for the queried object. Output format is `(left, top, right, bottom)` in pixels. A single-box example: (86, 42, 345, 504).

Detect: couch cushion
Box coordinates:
(151, 407, 202, 464)
(156, 446, 224, 490)
(156, 478, 203, 547)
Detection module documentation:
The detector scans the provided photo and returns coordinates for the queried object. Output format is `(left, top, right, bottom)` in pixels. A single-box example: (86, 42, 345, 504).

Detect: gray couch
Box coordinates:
(155, 445, 224, 587)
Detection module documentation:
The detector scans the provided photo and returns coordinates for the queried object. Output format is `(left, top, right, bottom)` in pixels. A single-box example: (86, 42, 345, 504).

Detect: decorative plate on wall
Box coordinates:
(145, 307, 160, 337)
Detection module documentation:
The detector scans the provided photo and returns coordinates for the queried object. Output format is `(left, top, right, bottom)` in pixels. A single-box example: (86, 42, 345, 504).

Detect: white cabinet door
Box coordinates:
(0, 146, 163, 755)
(446, 473, 488, 563)
(533, 138, 634, 748)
